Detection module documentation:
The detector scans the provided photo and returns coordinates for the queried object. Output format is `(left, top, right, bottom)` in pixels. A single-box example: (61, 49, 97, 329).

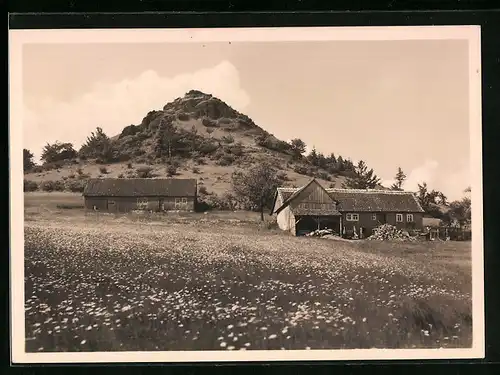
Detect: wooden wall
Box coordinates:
(84, 196, 196, 213)
(341, 212, 424, 235)
(289, 181, 337, 211)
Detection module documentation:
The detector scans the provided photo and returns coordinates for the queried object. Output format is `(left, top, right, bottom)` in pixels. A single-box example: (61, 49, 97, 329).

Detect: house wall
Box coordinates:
(276, 206, 296, 234)
(84, 196, 196, 213)
(274, 194, 296, 235)
(84, 197, 108, 210)
(341, 212, 424, 235)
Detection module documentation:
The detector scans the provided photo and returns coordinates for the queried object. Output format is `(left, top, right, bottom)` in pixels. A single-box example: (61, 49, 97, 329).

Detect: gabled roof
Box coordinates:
(83, 178, 197, 197)
(326, 188, 424, 213)
(272, 179, 425, 214)
(273, 178, 341, 216)
(279, 178, 317, 208)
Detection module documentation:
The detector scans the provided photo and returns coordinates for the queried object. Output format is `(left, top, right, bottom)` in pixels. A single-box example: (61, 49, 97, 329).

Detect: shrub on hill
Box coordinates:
(40, 180, 65, 192)
(136, 166, 154, 178)
(65, 180, 86, 193)
(256, 132, 293, 154)
(41, 142, 78, 164)
(166, 165, 178, 177)
(216, 154, 236, 166)
(198, 141, 218, 155)
(24, 180, 39, 192)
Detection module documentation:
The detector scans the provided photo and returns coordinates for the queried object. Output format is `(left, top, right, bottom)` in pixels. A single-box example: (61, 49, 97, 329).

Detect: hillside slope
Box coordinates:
(24, 90, 357, 199)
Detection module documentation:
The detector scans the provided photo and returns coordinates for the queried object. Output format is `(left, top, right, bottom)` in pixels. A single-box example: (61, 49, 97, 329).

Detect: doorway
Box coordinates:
(107, 200, 117, 213)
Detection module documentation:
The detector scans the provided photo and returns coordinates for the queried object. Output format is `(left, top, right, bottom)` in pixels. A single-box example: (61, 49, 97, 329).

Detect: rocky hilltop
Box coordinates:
(24, 90, 360, 206)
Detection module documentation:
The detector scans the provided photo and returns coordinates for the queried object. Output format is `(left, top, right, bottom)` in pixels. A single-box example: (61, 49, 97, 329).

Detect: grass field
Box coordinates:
(23, 193, 472, 352)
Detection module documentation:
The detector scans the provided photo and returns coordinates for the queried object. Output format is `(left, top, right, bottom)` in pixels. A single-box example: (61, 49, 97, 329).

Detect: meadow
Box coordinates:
(23, 193, 473, 352)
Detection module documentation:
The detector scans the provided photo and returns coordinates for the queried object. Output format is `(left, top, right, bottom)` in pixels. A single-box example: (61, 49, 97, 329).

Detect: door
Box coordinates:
(380, 214, 387, 224)
(107, 200, 117, 213)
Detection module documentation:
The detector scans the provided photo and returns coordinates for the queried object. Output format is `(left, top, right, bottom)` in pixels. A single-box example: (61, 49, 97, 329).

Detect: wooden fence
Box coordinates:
(427, 227, 471, 241)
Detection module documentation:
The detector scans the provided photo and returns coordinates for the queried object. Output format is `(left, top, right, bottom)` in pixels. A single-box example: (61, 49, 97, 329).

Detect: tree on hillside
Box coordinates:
(231, 162, 283, 221)
(23, 148, 35, 172)
(79, 127, 117, 162)
(342, 160, 381, 189)
(316, 152, 328, 169)
(155, 116, 181, 159)
(188, 125, 199, 153)
(289, 138, 306, 159)
(328, 153, 337, 165)
(390, 167, 407, 191)
(40, 141, 77, 164)
(306, 147, 319, 166)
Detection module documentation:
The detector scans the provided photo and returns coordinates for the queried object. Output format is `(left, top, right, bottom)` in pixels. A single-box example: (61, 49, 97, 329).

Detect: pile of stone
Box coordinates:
(367, 224, 417, 242)
(305, 228, 336, 237)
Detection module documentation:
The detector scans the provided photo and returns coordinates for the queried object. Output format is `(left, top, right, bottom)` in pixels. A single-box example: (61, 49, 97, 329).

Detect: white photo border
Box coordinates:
(9, 25, 484, 363)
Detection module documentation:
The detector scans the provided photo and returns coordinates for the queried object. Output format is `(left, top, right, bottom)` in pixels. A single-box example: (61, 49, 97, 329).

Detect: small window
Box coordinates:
(406, 214, 414, 222)
(137, 198, 148, 209)
(371, 214, 377, 221)
(396, 213, 403, 222)
(346, 213, 359, 221)
(175, 197, 187, 208)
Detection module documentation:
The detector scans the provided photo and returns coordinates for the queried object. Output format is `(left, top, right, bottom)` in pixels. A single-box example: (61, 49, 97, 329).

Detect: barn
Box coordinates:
(82, 178, 197, 213)
(271, 178, 425, 237)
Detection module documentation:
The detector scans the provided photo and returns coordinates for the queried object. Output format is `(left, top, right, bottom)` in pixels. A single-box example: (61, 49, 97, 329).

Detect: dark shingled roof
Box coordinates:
(275, 183, 424, 214)
(327, 189, 424, 213)
(83, 178, 197, 197)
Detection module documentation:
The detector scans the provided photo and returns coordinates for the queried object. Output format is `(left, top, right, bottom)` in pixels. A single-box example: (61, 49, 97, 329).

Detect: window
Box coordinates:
(175, 197, 188, 208)
(371, 214, 377, 221)
(346, 213, 359, 221)
(406, 214, 414, 222)
(137, 198, 148, 209)
(396, 213, 403, 222)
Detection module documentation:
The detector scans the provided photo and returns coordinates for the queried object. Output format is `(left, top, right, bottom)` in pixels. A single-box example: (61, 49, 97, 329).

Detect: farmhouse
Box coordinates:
(82, 178, 197, 213)
(271, 178, 425, 237)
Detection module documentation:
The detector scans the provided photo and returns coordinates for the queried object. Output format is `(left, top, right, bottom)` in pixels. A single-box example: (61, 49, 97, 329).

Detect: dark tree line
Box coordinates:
(23, 149, 35, 171)
(342, 160, 381, 189)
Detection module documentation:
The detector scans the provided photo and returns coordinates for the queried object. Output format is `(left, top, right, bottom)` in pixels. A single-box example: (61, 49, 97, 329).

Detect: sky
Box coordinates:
(22, 39, 471, 200)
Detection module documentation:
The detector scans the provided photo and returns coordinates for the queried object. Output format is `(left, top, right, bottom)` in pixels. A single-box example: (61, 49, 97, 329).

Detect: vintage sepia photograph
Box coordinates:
(9, 26, 483, 363)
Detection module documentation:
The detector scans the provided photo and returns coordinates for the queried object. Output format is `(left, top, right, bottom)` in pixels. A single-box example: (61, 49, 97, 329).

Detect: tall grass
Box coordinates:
(24, 217, 472, 352)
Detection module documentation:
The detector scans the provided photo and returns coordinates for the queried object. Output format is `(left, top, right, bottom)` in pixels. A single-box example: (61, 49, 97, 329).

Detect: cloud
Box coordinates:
(382, 159, 470, 201)
(382, 160, 438, 192)
(405, 160, 439, 191)
(438, 164, 470, 201)
(23, 61, 250, 161)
